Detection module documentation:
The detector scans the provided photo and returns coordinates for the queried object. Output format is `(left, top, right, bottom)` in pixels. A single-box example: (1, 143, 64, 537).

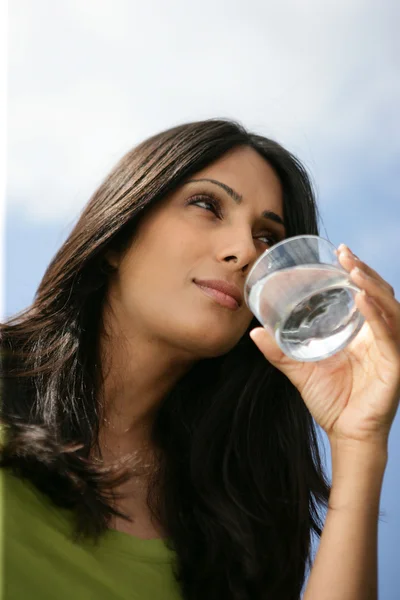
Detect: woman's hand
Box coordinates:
(250, 245, 400, 447)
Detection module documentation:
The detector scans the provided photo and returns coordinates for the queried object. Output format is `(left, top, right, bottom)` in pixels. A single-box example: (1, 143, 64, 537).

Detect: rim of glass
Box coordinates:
(245, 234, 336, 297)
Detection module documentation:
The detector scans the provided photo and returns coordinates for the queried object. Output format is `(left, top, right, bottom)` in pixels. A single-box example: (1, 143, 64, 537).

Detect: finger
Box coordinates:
(350, 267, 400, 337)
(336, 246, 395, 297)
(249, 327, 308, 392)
(249, 327, 285, 365)
(355, 290, 399, 358)
(337, 245, 395, 295)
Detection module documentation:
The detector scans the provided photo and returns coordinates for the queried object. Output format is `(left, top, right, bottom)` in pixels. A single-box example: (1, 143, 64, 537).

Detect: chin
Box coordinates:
(190, 329, 243, 358)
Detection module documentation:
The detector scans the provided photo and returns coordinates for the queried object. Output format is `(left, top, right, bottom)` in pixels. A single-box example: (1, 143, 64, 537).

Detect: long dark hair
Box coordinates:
(1, 119, 330, 599)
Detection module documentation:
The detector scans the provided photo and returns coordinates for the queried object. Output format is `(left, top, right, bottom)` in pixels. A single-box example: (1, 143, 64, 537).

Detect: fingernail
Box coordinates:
(341, 248, 358, 261)
(338, 243, 358, 257)
(250, 328, 264, 341)
(352, 267, 365, 278)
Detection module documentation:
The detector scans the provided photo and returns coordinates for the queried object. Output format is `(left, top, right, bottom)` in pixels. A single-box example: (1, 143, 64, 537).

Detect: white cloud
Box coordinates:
(7, 0, 400, 222)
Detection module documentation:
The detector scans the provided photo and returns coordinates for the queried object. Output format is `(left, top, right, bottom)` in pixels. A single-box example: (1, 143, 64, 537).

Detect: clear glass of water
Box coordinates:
(244, 235, 365, 362)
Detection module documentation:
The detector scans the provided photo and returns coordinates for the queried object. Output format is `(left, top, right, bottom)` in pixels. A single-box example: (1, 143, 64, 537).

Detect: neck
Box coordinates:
(96, 309, 195, 458)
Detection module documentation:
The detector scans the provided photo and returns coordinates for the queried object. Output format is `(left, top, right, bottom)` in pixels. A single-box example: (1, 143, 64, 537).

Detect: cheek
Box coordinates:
(157, 288, 254, 353)
(115, 220, 255, 349)
(135, 218, 200, 276)
(116, 266, 254, 356)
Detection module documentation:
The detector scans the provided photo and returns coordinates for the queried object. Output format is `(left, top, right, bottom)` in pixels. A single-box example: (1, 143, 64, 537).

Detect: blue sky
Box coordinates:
(5, 1, 400, 597)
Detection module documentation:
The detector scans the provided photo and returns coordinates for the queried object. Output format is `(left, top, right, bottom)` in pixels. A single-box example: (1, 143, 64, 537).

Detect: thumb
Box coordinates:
(249, 327, 303, 378)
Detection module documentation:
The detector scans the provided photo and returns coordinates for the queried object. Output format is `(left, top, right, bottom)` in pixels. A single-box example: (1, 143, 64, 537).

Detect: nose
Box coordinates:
(218, 228, 259, 272)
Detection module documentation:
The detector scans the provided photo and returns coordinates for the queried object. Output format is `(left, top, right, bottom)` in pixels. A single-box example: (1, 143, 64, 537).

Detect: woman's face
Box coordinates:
(105, 146, 286, 359)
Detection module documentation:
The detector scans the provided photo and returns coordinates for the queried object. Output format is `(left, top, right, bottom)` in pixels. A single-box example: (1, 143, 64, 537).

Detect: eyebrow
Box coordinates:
(186, 178, 286, 230)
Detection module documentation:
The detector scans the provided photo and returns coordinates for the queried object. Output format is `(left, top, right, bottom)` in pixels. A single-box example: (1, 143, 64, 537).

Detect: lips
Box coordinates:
(194, 278, 242, 310)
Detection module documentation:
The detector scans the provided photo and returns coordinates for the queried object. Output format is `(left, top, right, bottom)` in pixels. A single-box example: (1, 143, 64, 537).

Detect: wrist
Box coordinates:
(327, 437, 387, 513)
(328, 434, 388, 466)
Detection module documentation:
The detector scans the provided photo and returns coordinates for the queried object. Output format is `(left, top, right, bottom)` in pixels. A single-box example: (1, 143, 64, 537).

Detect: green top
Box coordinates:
(0, 468, 182, 599)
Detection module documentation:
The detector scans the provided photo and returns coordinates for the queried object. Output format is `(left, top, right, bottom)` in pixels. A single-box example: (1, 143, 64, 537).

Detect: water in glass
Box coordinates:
(249, 263, 364, 361)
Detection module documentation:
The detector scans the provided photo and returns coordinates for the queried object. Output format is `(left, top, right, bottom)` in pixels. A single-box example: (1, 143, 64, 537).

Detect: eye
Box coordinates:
(187, 194, 281, 247)
(257, 232, 280, 247)
(187, 194, 222, 217)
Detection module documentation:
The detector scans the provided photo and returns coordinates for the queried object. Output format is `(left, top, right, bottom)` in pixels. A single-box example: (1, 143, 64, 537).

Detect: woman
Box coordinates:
(1, 118, 399, 600)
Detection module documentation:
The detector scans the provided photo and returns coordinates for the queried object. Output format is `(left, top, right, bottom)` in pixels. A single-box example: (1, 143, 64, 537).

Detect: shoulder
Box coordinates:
(0, 464, 74, 544)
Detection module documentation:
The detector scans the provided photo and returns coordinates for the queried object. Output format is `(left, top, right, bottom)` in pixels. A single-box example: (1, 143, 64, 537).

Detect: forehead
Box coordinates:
(190, 146, 284, 215)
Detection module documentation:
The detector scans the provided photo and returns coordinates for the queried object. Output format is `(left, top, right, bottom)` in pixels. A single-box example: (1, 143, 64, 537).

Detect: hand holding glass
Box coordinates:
(245, 235, 365, 362)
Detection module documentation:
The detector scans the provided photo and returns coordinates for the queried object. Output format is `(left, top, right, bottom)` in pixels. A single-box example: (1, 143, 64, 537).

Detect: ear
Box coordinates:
(104, 250, 120, 269)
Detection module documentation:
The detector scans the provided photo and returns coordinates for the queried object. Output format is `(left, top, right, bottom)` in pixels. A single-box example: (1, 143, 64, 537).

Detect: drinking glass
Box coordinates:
(244, 235, 365, 362)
